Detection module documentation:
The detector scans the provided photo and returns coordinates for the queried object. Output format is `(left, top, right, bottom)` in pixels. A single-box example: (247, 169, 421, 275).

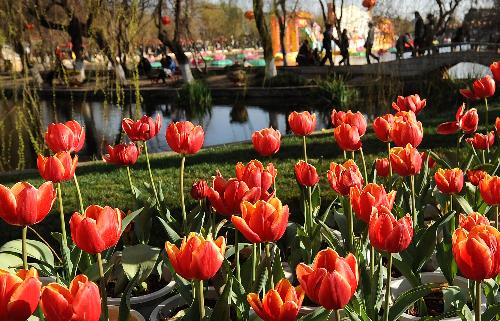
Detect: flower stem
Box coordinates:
(496, 206, 499, 230)
(345, 197, 354, 252)
(235, 231, 241, 283)
(383, 254, 393, 321)
(57, 183, 68, 248)
(302, 136, 308, 163)
(335, 310, 341, 321)
(484, 98, 489, 130)
(387, 142, 392, 177)
(126, 166, 134, 195)
(22, 226, 28, 269)
(97, 252, 109, 321)
(370, 245, 375, 280)
(252, 243, 257, 285)
(266, 243, 273, 288)
(73, 174, 85, 214)
(410, 176, 417, 229)
(143, 142, 160, 207)
(450, 194, 455, 231)
(360, 147, 368, 183)
(456, 135, 461, 167)
(180, 156, 187, 233)
(307, 186, 314, 262)
(195, 280, 205, 319)
(475, 281, 481, 321)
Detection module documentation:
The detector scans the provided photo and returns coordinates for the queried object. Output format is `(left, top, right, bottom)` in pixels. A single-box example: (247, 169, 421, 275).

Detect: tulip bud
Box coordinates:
(390, 144, 422, 176)
(45, 120, 85, 153)
(122, 114, 162, 141)
(103, 143, 140, 166)
(373, 114, 394, 142)
(374, 158, 390, 177)
(458, 212, 490, 232)
(252, 128, 281, 157)
(369, 206, 413, 253)
(37, 152, 78, 183)
(190, 180, 209, 200)
(294, 161, 319, 187)
(334, 123, 362, 151)
(288, 111, 316, 136)
(491, 61, 500, 82)
(350, 183, 396, 223)
(392, 94, 426, 114)
(327, 160, 364, 196)
(466, 169, 487, 186)
(166, 121, 205, 155)
(434, 168, 464, 194)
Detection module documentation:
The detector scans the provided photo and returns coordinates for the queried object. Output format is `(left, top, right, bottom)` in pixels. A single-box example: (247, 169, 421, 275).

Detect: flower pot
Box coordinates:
(390, 271, 487, 320)
(108, 306, 145, 321)
(149, 288, 217, 321)
(298, 306, 346, 320)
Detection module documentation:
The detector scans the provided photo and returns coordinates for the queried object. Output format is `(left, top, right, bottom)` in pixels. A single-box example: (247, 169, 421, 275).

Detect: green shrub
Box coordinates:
(314, 76, 358, 109)
(176, 81, 212, 119)
(264, 72, 309, 87)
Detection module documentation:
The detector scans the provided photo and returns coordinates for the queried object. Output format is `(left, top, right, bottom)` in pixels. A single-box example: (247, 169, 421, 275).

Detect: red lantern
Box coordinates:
(244, 10, 254, 20)
(25, 23, 34, 30)
(161, 16, 171, 25)
(362, 0, 376, 9)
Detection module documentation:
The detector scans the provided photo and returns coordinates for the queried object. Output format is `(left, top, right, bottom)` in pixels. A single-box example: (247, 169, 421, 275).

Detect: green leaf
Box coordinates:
(51, 233, 73, 280)
(0, 239, 55, 276)
(482, 303, 500, 321)
(389, 283, 442, 321)
(272, 247, 285, 283)
(252, 253, 269, 294)
(84, 258, 114, 282)
(436, 231, 457, 285)
(121, 244, 161, 282)
(392, 253, 420, 287)
(209, 276, 233, 321)
(0, 252, 22, 272)
(455, 195, 474, 214)
(121, 207, 143, 234)
(442, 285, 465, 313)
(118, 269, 141, 321)
(297, 307, 332, 321)
(420, 310, 460, 320)
(157, 216, 181, 244)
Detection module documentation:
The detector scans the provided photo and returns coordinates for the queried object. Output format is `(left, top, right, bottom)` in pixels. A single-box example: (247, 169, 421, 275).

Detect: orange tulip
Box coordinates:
(389, 144, 422, 176)
(288, 111, 316, 136)
(496, 117, 500, 137)
(165, 233, 226, 281)
(437, 104, 478, 135)
(452, 224, 500, 280)
(350, 183, 396, 223)
(479, 175, 500, 205)
(166, 121, 204, 155)
(190, 180, 209, 200)
(122, 114, 162, 142)
(236, 160, 276, 201)
(434, 168, 464, 194)
(466, 131, 495, 150)
(45, 120, 85, 153)
(392, 94, 426, 114)
(70, 205, 123, 254)
(373, 114, 394, 142)
(334, 123, 362, 151)
(0, 181, 56, 226)
(390, 112, 423, 147)
(103, 143, 140, 166)
(247, 278, 304, 321)
(252, 128, 281, 157)
(459, 212, 490, 232)
(466, 169, 487, 186)
(460, 75, 496, 100)
(491, 61, 500, 82)
(40, 274, 101, 321)
(294, 161, 319, 186)
(0, 268, 41, 321)
(232, 198, 289, 243)
(37, 152, 78, 183)
(327, 160, 364, 196)
(374, 158, 390, 177)
(369, 206, 413, 253)
(296, 248, 358, 310)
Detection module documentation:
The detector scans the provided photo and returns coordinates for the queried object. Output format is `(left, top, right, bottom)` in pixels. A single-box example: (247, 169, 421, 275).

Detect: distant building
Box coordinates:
(463, 6, 500, 42)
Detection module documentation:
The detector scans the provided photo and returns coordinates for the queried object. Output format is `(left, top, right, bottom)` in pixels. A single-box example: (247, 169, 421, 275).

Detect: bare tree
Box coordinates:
(434, 0, 464, 36)
(253, 0, 276, 78)
(273, 0, 300, 67)
(318, 0, 345, 37)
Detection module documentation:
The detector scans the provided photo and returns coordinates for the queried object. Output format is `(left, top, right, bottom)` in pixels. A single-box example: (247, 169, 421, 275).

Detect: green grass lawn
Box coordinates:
(0, 104, 498, 247)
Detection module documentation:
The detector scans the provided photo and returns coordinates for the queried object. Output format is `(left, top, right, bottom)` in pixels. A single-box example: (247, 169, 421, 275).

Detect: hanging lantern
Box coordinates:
(362, 0, 376, 10)
(25, 23, 34, 30)
(161, 16, 171, 25)
(244, 10, 254, 20)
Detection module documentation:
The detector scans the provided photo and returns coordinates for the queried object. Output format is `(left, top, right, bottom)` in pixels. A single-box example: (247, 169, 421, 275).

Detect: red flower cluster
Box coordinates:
(437, 104, 478, 135)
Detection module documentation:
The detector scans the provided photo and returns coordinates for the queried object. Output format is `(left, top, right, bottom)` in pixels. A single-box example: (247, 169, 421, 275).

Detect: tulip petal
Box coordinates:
(40, 284, 73, 321)
(7, 275, 41, 321)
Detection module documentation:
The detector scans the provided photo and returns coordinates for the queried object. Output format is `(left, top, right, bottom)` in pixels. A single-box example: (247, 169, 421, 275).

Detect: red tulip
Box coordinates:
(374, 158, 390, 177)
(460, 75, 496, 100)
(296, 248, 358, 310)
(421, 152, 436, 169)
(373, 114, 394, 142)
(350, 183, 396, 223)
(437, 104, 478, 135)
(331, 109, 346, 127)
(390, 112, 423, 147)
(294, 161, 319, 187)
(247, 278, 304, 321)
(452, 224, 500, 280)
(122, 114, 162, 141)
(392, 94, 426, 114)
(165, 233, 226, 281)
(166, 121, 204, 155)
(334, 123, 362, 151)
(331, 110, 367, 136)
(466, 169, 487, 186)
(327, 160, 364, 196)
(252, 128, 281, 156)
(208, 172, 261, 216)
(70, 205, 123, 254)
(103, 143, 139, 166)
(0, 268, 41, 321)
(161, 16, 171, 25)
(362, 0, 376, 9)
(40, 274, 101, 321)
(236, 160, 276, 201)
(369, 206, 413, 253)
(466, 131, 495, 150)
(288, 111, 316, 136)
(495, 117, 499, 137)
(390, 144, 422, 176)
(0, 181, 56, 226)
(479, 174, 500, 205)
(45, 120, 85, 153)
(459, 212, 490, 232)
(491, 61, 500, 82)
(232, 198, 289, 243)
(434, 168, 464, 194)
(37, 152, 78, 183)
(190, 180, 209, 200)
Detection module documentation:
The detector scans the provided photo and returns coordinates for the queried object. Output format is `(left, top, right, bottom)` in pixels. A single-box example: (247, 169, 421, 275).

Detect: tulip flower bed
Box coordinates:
(0, 65, 500, 321)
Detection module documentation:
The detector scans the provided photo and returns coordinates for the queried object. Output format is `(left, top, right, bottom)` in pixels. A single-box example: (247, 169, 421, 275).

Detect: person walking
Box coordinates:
(320, 24, 334, 66)
(365, 22, 379, 64)
(423, 14, 436, 55)
(338, 29, 350, 66)
(414, 11, 425, 56)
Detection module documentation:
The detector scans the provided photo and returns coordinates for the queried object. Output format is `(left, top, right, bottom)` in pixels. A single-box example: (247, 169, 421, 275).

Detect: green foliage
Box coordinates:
(264, 72, 309, 87)
(314, 76, 358, 108)
(175, 81, 213, 119)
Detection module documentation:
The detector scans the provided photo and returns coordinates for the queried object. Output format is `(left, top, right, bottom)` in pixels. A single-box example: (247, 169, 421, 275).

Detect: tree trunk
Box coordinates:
(253, 0, 277, 78)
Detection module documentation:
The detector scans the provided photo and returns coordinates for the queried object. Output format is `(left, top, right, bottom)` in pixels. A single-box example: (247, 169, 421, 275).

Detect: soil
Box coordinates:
(107, 274, 168, 299)
(407, 284, 447, 317)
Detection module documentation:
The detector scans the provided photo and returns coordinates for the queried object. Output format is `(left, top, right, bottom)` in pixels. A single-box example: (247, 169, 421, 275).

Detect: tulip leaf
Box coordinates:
(318, 220, 346, 256)
(297, 307, 332, 321)
(209, 276, 233, 321)
(0, 252, 22, 272)
(420, 310, 460, 320)
(454, 195, 473, 215)
(428, 150, 452, 170)
(0, 239, 55, 276)
(392, 254, 420, 287)
(119, 269, 141, 321)
(436, 231, 457, 285)
(157, 216, 181, 244)
(482, 303, 500, 321)
(251, 253, 268, 294)
(272, 247, 285, 283)
(388, 283, 441, 321)
(121, 244, 161, 282)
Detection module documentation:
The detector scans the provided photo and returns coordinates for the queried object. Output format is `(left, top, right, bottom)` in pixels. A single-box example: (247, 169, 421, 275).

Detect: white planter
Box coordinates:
(390, 272, 487, 321)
